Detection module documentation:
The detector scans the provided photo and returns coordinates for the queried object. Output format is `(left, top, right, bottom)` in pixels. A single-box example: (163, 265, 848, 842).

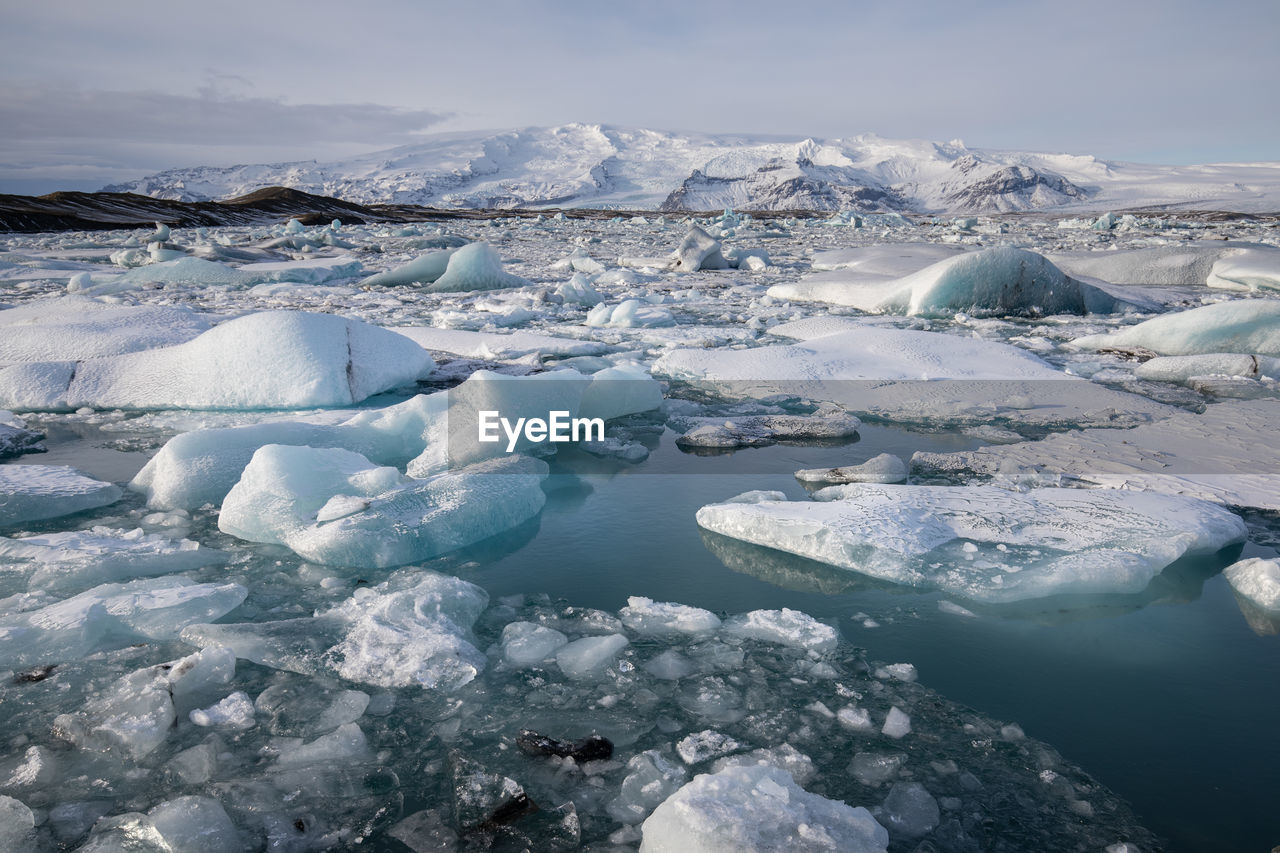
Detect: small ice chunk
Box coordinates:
(676, 730, 743, 765)
(586, 299, 676, 328)
(0, 796, 36, 852)
(427, 242, 529, 292)
(849, 752, 905, 787)
(882, 707, 912, 739)
(1224, 558, 1280, 613)
(640, 765, 888, 853)
(672, 226, 730, 272)
(878, 782, 940, 838)
(721, 608, 839, 653)
(148, 796, 241, 853)
(609, 749, 688, 824)
(875, 663, 917, 682)
(556, 633, 629, 678)
(190, 691, 256, 729)
(620, 596, 721, 637)
(838, 706, 874, 732)
(501, 621, 569, 667)
(276, 722, 370, 767)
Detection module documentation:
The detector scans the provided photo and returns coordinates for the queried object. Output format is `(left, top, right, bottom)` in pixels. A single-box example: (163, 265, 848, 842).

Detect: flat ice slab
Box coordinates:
(0, 465, 122, 528)
(696, 484, 1245, 603)
(0, 296, 210, 363)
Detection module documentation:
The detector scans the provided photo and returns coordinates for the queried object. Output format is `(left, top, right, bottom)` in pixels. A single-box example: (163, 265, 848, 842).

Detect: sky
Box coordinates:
(1, 0, 1277, 194)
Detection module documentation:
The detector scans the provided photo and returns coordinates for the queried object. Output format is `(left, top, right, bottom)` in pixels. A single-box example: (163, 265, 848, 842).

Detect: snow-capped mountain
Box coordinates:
(105, 124, 1280, 213)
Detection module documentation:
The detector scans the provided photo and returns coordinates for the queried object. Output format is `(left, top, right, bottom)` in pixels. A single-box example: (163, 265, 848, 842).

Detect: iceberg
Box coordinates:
(219, 445, 548, 568)
(640, 765, 888, 853)
(0, 296, 210, 363)
(1070, 299, 1280, 356)
(359, 248, 459, 286)
(425, 242, 529, 292)
(696, 485, 1246, 603)
(0, 465, 122, 527)
(1207, 247, 1280, 291)
(772, 247, 1131, 316)
(672, 226, 730, 272)
(0, 310, 434, 411)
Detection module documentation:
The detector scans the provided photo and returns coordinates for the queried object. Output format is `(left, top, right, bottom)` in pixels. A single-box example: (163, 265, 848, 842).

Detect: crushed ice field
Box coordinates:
(1, 210, 1279, 852)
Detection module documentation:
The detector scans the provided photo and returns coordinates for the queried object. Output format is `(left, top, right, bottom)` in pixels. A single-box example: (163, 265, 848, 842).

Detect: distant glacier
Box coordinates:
(104, 123, 1280, 214)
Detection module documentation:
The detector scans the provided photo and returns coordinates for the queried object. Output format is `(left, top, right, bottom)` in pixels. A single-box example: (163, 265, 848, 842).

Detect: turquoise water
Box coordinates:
(461, 430, 1280, 852)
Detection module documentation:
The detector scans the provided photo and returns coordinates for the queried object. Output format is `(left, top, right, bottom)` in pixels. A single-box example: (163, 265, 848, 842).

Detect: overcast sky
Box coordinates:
(1, 0, 1276, 194)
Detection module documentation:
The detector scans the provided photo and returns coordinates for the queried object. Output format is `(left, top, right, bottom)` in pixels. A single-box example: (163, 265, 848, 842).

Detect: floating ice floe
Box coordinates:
(913, 397, 1280, 510)
(234, 255, 363, 285)
(1134, 352, 1280, 384)
(219, 446, 548, 568)
(695, 485, 1246, 603)
(386, 325, 607, 360)
(1070, 299, 1280, 356)
(772, 247, 1139, 316)
(0, 465, 122, 528)
(0, 296, 211, 362)
(654, 318, 1172, 429)
(1223, 558, 1280, 615)
(795, 452, 908, 485)
(0, 310, 433, 411)
(0, 526, 226, 594)
(0, 578, 246, 669)
(640, 765, 889, 853)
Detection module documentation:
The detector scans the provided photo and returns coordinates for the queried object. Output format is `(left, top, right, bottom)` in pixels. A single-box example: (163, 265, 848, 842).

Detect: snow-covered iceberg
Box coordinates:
(0, 465, 122, 527)
(0, 311, 434, 411)
(0, 297, 210, 363)
(695, 485, 1245, 603)
(1070, 299, 1280, 356)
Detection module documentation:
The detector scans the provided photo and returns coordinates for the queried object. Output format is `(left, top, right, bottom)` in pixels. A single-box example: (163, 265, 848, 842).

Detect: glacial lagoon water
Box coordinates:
(5, 413, 1277, 850)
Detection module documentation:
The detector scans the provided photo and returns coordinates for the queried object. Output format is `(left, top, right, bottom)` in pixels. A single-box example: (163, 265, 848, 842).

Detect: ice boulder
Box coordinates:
(0, 465, 122, 527)
(640, 765, 888, 852)
(0, 796, 35, 851)
(425, 242, 528, 292)
(0, 296, 211, 362)
(620, 597, 721, 638)
(672, 226, 730, 272)
(586, 299, 676, 328)
(1070, 300, 1280, 356)
(1223, 558, 1280, 615)
(219, 445, 548, 568)
(1134, 353, 1280, 384)
(501, 621, 569, 667)
(696, 485, 1246, 603)
(321, 570, 489, 689)
(721, 608, 839, 653)
(147, 796, 242, 853)
(0, 311, 434, 411)
(359, 248, 460, 287)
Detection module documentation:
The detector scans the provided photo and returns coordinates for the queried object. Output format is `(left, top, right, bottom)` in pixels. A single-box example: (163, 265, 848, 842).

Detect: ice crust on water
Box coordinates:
(0, 526, 225, 594)
(0, 465, 122, 527)
(640, 765, 889, 853)
(0, 296, 211, 362)
(0, 577, 246, 668)
(501, 621, 569, 666)
(654, 321, 1171, 428)
(556, 633, 630, 678)
(913, 398, 1280, 511)
(1071, 299, 1280, 356)
(772, 247, 1132, 316)
(219, 445, 548, 568)
(697, 484, 1246, 603)
(0, 310, 434, 411)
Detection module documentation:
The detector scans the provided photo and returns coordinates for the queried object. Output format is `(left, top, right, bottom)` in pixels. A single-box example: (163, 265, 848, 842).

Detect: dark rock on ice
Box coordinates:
(517, 728, 614, 762)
